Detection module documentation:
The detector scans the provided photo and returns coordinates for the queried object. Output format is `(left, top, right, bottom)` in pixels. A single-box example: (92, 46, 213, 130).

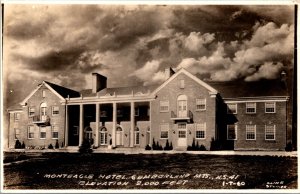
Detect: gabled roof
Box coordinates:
(80, 85, 159, 97)
(207, 79, 288, 98)
(151, 68, 218, 96)
(20, 81, 80, 105)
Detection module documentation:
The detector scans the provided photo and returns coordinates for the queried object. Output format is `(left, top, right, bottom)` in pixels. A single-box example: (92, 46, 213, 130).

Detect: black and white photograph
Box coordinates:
(1, 1, 299, 192)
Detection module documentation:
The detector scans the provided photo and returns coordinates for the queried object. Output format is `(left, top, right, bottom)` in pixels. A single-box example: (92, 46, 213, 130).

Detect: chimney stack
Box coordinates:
(165, 67, 175, 79)
(92, 73, 107, 93)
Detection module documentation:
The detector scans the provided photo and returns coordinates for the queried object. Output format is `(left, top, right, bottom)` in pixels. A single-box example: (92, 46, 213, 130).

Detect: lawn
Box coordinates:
(3, 152, 297, 190)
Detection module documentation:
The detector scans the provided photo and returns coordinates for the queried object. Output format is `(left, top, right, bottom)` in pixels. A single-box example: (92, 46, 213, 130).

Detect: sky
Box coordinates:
(2, 4, 295, 108)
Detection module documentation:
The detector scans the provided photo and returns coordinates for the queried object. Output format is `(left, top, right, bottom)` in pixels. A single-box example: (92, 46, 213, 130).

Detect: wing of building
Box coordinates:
(6, 68, 290, 151)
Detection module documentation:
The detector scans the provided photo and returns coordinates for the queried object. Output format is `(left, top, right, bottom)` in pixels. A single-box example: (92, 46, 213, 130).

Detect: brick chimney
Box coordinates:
(165, 67, 175, 79)
(92, 73, 107, 93)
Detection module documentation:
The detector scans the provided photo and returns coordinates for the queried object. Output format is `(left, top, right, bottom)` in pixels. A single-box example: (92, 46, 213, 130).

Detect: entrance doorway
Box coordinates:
(177, 95, 187, 118)
(177, 123, 187, 147)
(116, 126, 123, 145)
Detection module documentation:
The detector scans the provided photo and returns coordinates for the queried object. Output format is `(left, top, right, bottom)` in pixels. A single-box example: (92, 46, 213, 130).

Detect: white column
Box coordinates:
(130, 101, 135, 147)
(79, 104, 84, 146)
(112, 102, 117, 147)
(95, 103, 100, 147)
(64, 105, 69, 147)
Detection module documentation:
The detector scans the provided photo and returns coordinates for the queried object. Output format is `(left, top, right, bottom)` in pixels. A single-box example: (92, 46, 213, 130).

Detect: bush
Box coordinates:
(79, 138, 93, 154)
(199, 144, 207, 151)
(48, 144, 54, 149)
(55, 140, 59, 149)
(21, 142, 26, 149)
(285, 142, 293, 152)
(14, 140, 22, 149)
(145, 144, 151, 150)
(164, 140, 173, 151)
(187, 139, 206, 151)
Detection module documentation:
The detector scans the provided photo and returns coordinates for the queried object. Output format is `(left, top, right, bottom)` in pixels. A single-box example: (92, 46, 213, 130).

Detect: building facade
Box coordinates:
(7, 68, 290, 151)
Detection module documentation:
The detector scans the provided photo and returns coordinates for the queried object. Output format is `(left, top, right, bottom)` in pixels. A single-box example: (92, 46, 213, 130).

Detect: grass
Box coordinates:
(3, 152, 298, 190)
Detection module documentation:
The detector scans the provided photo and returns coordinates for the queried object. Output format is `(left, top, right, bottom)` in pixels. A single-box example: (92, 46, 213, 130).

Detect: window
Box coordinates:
(42, 90, 46, 98)
(14, 113, 20, 121)
(52, 106, 59, 115)
(40, 127, 46, 139)
(227, 125, 237, 140)
(246, 125, 256, 140)
(160, 100, 169, 112)
(246, 102, 256, 113)
(178, 123, 186, 129)
(14, 128, 20, 140)
(265, 102, 276, 113)
(196, 98, 206, 111)
(160, 124, 169, 139)
(196, 123, 206, 139)
(29, 107, 35, 117)
(179, 79, 185, 89)
(135, 108, 139, 116)
(100, 127, 108, 145)
(135, 127, 140, 145)
(73, 126, 79, 136)
(28, 126, 34, 139)
(52, 126, 59, 139)
(227, 103, 237, 114)
(178, 131, 186, 138)
(265, 125, 276, 140)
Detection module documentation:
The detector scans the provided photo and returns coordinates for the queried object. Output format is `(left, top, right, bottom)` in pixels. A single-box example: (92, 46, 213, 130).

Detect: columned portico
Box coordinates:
(130, 101, 135, 147)
(112, 102, 117, 147)
(79, 104, 84, 146)
(65, 105, 69, 147)
(95, 103, 100, 147)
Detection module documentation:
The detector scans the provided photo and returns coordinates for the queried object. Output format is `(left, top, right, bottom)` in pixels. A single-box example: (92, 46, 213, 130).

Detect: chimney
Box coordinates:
(92, 73, 107, 93)
(165, 67, 175, 79)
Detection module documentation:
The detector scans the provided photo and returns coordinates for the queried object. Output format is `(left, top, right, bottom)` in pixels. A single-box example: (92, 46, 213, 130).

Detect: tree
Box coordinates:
(55, 140, 59, 149)
(79, 138, 93, 154)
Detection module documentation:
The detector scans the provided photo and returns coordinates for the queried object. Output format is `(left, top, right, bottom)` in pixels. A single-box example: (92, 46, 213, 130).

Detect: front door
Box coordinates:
(177, 123, 187, 147)
(116, 127, 123, 145)
(178, 100, 187, 118)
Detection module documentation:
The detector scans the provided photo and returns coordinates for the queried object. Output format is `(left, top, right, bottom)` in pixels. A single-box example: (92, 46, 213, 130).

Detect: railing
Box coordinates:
(171, 110, 193, 122)
(31, 115, 50, 125)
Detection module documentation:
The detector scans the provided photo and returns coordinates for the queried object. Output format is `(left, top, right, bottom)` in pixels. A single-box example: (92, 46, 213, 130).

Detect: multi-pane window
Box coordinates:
(265, 125, 276, 140)
(227, 103, 237, 114)
(29, 107, 35, 117)
(179, 79, 185, 89)
(160, 124, 169, 139)
(100, 127, 108, 145)
(52, 106, 59, 115)
(227, 125, 237, 140)
(52, 126, 59, 139)
(178, 123, 186, 129)
(135, 127, 140, 145)
(40, 127, 46, 139)
(28, 126, 34, 139)
(246, 125, 256, 140)
(246, 102, 256, 113)
(178, 131, 186, 138)
(196, 98, 206, 111)
(14, 128, 20, 140)
(160, 100, 169, 112)
(14, 113, 20, 121)
(265, 102, 276, 113)
(196, 123, 206, 139)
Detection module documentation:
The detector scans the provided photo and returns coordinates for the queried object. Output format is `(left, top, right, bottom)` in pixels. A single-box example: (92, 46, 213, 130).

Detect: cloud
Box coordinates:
(245, 62, 284, 81)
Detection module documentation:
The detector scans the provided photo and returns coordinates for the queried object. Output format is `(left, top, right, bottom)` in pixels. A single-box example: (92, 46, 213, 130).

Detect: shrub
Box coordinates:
(79, 138, 93, 154)
(55, 140, 59, 149)
(14, 140, 22, 149)
(61, 142, 64, 148)
(145, 144, 151, 150)
(164, 140, 173, 151)
(48, 144, 54, 149)
(152, 138, 157, 150)
(21, 142, 26, 149)
(285, 142, 293, 152)
(199, 144, 207, 151)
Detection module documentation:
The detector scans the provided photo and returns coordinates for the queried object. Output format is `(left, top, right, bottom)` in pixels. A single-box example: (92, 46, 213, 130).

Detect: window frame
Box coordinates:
(196, 98, 206, 111)
(160, 100, 169, 113)
(28, 126, 35, 139)
(134, 127, 140, 145)
(14, 128, 20, 140)
(52, 106, 60, 116)
(51, 126, 59, 139)
(195, 123, 206, 139)
(40, 127, 47, 139)
(135, 107, 139, 116)
(265, 125, 276, 140)
(227, 124, 237, 140)
(160, 123, 169, 139)
(179, 79, 185, 89)
(14, 113, 21, 121)
(246, 125, 256, 140)
(246, 102, 256, 114)
(265, 102, 276, 113)
(28, 107, 35, 117)
(42, 90, 46, 98)
(227, 103, 237, 114)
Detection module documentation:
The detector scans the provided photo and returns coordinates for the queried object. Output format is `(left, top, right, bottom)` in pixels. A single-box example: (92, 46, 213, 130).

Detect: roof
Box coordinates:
(81, 85, 159, 97)
(44, 81, 80, 98)
(208, 79, 288, 98)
